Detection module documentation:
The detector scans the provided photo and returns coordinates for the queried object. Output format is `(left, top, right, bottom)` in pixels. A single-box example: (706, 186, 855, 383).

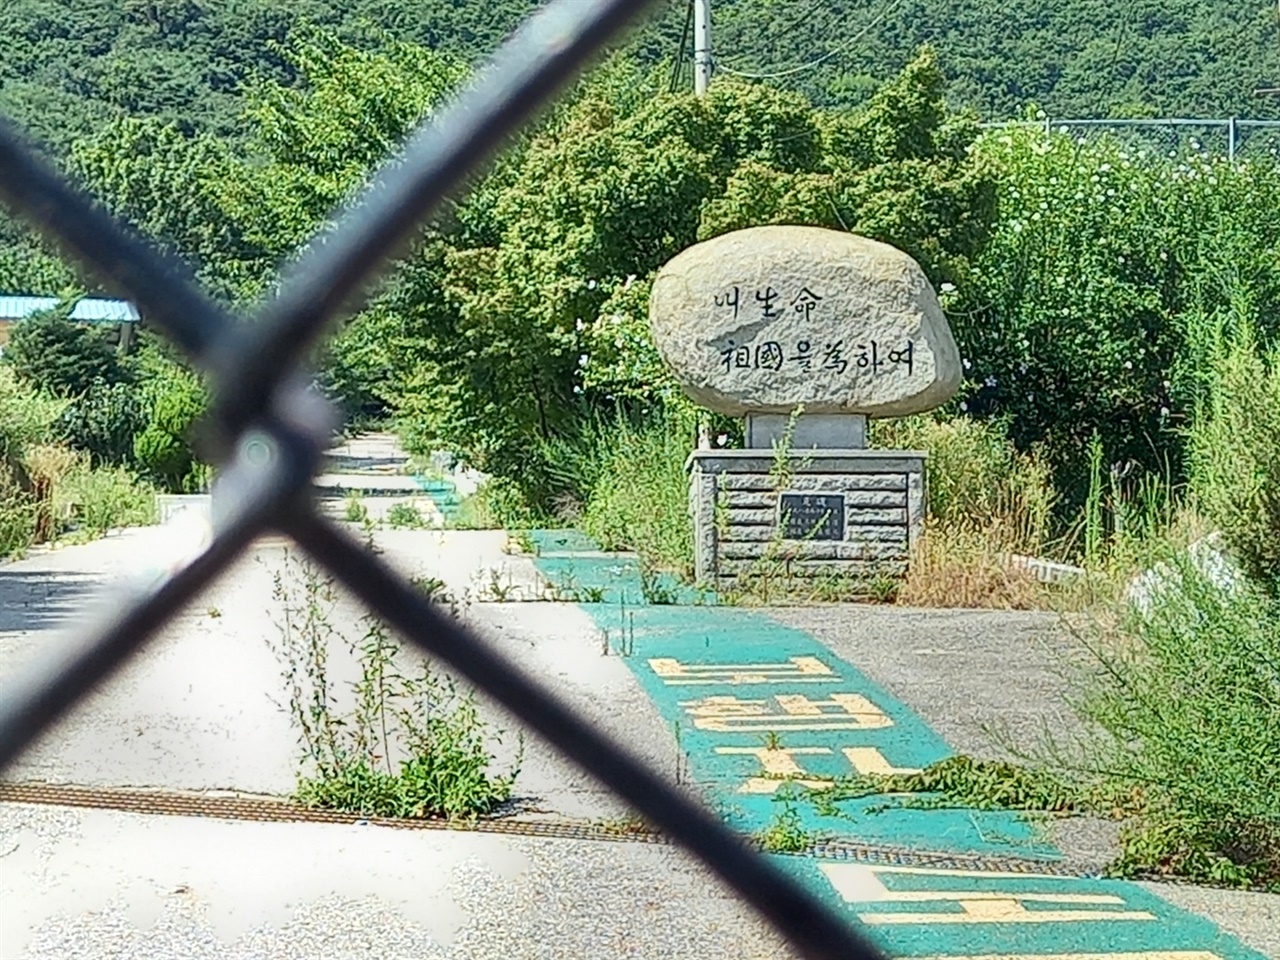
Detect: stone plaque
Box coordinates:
(779, 492, 845, 541)
(648, 226, 961, 417)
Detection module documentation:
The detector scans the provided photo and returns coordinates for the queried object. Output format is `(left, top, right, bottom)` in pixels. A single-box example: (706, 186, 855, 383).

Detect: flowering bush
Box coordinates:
(954, 125, 1280, 509)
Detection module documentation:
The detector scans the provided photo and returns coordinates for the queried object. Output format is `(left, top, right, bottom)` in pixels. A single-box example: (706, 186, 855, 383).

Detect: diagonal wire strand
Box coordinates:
(212, 0, 662, 437)
(285, 512, 883, 960)
(0, 2, 887, 955)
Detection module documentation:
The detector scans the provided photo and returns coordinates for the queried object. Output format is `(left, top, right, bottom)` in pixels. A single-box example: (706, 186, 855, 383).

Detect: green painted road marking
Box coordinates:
(529, 531, 1269, 960)
(408, 474, 461, 519)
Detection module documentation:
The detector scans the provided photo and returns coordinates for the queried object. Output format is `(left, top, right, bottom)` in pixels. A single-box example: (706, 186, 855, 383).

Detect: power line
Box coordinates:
(668, 0, 694, 93)
(716, 0, 899, 81)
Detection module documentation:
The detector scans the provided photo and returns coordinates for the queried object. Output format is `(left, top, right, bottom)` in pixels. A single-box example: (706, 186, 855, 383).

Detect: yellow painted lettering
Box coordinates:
(821, 864, 1157, 925)
(648, 655, 838, 685)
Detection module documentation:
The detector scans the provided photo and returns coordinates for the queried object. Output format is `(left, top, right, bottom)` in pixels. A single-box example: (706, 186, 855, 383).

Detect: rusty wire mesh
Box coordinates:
(0, 2, 883, 958)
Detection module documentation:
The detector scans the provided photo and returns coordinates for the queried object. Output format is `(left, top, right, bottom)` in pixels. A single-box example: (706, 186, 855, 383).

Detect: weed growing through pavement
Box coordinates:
(477, 566, 517, 602)
(407, 573, 467, 619)
(387, 501, 427, 529)
(546, 564, 609, 602)
(638, 562, 677, 604)
(757, 783, 816, 854)
(266, 549, 521, 820)
(343, 493, 369, 524)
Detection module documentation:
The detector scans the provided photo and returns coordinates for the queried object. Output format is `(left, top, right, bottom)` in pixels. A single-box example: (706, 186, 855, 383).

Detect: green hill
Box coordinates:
(700, 0, 1280, 118)
(1, 0, 1276, 160)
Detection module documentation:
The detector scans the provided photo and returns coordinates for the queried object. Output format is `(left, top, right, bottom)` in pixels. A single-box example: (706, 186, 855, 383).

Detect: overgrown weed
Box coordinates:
(266, 549, 521, 821)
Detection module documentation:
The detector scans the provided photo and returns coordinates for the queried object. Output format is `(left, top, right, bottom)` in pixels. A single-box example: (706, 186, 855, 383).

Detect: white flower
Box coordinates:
(575, 318, 585, 332)
(578, 354, 589, 367)
(1123, 361, 1132, 370)
(963, 358, 971, 370)
(716, 433, 728, 447)
(940, 282, 956, 294)
(959, 402, 968, 412)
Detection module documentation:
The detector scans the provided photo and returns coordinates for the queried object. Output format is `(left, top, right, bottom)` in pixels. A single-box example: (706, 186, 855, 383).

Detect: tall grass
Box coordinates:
(1076, 557, 1280, 887)
(872, 414, 1056, 554)
(1054, 303, 1280, 887)
(579, 409, 695, 579)
(871, 415, 1059, 607)
(1185, 301, 1280, 594)
(57, 458, 157, 536)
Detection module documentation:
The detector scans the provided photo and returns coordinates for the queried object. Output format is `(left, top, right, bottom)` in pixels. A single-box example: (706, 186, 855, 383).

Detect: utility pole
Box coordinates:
(693, 0, 712, 97)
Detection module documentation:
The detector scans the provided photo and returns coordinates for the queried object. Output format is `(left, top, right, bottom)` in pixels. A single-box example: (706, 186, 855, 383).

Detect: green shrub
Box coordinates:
(449, 475, 542, 531)
(959, 127, 1280, 514)
(3, 304, 130, 396)
(133, 362, 208, 492)
(580, 409, 695, 579)
(0, 366, 66, 459)
(58, 378, 148, 467)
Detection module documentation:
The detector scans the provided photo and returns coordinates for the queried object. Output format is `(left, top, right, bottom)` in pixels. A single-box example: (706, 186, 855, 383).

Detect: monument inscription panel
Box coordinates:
(779, 492, 845, 541)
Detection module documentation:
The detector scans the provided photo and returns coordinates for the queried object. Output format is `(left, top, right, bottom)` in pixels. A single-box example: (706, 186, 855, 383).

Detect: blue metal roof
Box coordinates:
(0, 295, 139, 323)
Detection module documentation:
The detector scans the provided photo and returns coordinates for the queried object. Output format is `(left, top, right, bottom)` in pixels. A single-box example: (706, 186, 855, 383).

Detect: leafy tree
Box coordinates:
(3, 304, 130, 396)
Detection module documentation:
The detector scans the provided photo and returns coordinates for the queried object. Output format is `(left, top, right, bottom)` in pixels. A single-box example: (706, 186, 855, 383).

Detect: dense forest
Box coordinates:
(1, 0, 1277, 160)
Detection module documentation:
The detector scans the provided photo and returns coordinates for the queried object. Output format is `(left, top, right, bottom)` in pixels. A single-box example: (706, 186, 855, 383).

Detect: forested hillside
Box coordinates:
(1, 0, 1277, 161)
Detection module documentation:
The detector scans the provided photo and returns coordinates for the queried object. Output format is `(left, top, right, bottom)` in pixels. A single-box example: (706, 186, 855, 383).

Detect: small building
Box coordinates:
(0, 295, 140, 351)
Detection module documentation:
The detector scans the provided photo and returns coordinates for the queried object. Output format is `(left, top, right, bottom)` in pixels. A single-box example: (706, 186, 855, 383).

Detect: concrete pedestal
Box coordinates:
(688, 449, 926, 589)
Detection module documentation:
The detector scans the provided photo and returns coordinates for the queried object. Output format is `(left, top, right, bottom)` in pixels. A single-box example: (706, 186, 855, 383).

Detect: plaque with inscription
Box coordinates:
(779, 493, 845, 541)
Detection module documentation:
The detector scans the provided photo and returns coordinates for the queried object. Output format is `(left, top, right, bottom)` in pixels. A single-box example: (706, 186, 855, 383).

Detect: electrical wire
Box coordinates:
(715, 0, 900, 80)
(668, 0, 695, 93)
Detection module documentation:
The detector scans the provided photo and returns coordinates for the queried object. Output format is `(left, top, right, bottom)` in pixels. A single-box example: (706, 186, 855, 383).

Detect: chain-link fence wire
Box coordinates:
(983, 118, 1280, 163)
(0, 2, 883, 958)
(1238, 120, 1280, 162)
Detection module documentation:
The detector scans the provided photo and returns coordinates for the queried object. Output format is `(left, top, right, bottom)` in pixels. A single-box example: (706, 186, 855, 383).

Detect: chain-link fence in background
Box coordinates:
(0, 1, 883, 958)
(984, 117, 1280, 163)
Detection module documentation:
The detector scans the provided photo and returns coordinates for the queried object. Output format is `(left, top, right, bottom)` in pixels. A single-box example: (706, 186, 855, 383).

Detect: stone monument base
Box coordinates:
(688, 449, 926, 589)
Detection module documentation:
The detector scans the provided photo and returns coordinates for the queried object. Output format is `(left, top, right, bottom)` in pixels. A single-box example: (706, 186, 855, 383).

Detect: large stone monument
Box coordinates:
(649, 225, 961, 587)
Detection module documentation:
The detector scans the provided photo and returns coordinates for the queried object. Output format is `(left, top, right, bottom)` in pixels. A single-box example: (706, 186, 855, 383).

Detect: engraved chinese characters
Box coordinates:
(649, 226, 962, 417)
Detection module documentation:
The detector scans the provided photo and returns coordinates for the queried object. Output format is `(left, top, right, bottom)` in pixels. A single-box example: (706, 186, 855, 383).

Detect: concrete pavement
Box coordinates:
(1, 511, 1278, 958)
